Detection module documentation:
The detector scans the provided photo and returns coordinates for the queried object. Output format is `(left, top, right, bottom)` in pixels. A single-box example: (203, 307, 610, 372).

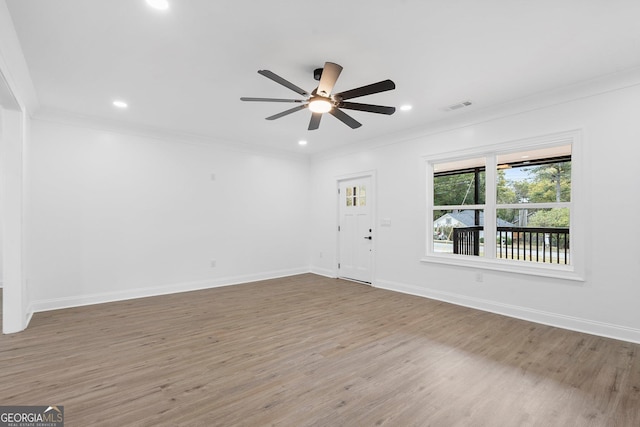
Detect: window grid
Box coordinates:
(428, 145, 572, 266)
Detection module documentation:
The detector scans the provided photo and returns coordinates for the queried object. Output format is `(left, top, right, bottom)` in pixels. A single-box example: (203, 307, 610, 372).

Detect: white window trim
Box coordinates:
(421, 129, 585, 282)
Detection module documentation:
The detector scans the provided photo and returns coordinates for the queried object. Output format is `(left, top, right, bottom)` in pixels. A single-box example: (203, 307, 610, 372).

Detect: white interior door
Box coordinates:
(338, 176, 373, 283)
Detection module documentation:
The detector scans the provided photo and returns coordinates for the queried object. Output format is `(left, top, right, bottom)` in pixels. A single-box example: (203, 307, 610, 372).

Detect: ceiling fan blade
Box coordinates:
(339, 102, 396, 115)
(316, 62, 343, 97)
(241, 97, 305, 103)
(329, 108, 362, 129)
(334, 79, 396, 101)
(258, 70, 309, 96)
(308, 112, 322, 130)
(265, 104, 307, 120)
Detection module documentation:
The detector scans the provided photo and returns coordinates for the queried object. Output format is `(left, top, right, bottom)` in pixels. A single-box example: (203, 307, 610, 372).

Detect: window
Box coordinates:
(424, 131, 583, 280)
(432, 156, 486, 255)
(346, 185, 366, 207)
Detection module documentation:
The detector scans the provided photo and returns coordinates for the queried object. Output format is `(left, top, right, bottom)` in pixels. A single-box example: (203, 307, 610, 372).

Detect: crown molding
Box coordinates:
(311, 66, 640, 162)
(32, 107, 310, 162)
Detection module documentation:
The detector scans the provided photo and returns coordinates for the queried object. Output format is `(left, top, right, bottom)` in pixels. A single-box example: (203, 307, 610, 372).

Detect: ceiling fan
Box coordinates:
(240, 62, 396, 130)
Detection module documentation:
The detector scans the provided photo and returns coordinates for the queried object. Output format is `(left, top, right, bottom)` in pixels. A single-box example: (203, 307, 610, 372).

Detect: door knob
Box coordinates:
(364, 236, 372, 240)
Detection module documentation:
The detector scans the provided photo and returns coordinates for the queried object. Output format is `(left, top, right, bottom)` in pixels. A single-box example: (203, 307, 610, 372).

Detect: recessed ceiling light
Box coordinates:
(298, 140, 308, 146)
(146, 0, 169, 11)
(400, 105, 413, 111)
(112, 100, 128, 109)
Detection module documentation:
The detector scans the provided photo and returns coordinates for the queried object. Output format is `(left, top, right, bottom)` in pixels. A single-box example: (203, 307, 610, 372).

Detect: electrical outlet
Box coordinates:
(210, 260, 217, 268)
(475, 272, 483, 283)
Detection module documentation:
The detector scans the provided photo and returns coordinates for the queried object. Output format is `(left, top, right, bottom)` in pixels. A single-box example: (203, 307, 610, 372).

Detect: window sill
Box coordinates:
(420, 254, 585, 282)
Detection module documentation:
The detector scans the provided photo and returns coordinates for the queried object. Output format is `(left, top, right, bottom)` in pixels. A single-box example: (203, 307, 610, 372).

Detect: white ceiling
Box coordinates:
(6, 0, 640, 154)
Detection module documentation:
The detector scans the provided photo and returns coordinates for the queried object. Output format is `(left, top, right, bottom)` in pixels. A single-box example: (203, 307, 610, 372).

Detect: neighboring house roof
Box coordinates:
(435, 210, 513, 227)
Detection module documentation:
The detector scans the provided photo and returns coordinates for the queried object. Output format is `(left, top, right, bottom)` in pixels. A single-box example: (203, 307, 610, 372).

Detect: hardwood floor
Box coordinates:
(1, 274, 639, 426)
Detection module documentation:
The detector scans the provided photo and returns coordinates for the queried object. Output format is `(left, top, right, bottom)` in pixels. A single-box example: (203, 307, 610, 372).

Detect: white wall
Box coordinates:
(309, 82, 640, 343)
(26, 119, 310, 310)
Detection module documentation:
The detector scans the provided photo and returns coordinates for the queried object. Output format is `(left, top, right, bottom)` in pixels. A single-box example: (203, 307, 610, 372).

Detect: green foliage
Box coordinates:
(496, 170, 517, 204)
(499, 161, 571, 227)
(528, 208, 570, 227)
(497, 208, 518, 224)
(434, 171, 485, 206)
(524, 162, 571, 203)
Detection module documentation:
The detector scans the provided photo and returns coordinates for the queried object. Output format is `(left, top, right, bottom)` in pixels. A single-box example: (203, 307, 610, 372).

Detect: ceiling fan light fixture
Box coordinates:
(241, 62, 396, 130)
(146, 0, 169, 11)
(308, 98, 332, 113)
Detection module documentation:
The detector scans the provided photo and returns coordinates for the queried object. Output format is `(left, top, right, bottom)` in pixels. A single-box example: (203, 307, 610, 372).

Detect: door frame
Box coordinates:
(336, 170, 376, 285)
(0, 69, 29, 334)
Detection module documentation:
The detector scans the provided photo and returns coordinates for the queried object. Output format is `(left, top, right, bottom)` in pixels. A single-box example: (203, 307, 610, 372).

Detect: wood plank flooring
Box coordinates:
(1, 274, 639, 426)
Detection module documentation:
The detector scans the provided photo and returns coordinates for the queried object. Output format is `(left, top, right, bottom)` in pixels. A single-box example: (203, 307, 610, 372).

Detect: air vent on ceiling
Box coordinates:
(445, 100, 473, 111)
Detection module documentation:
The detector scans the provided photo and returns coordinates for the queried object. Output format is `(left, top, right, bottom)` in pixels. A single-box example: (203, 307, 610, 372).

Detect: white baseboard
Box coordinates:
(375, 279, 640, 345)
(308, 266, 335, 278)
(29, 267, 309, 314)
(25, 270, 640, 345)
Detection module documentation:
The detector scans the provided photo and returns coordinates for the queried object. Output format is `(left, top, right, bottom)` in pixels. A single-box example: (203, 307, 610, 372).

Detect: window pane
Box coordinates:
(433, 157, 486, 206)
(497, 146, 571, 204)
(433, 209, 484, 256)
(496, 208, 570, 264)
(426, 137, 577, 275)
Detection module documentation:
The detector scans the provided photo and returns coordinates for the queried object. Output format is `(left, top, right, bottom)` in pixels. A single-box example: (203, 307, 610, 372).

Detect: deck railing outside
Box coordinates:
(452, 226, 570, 264)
